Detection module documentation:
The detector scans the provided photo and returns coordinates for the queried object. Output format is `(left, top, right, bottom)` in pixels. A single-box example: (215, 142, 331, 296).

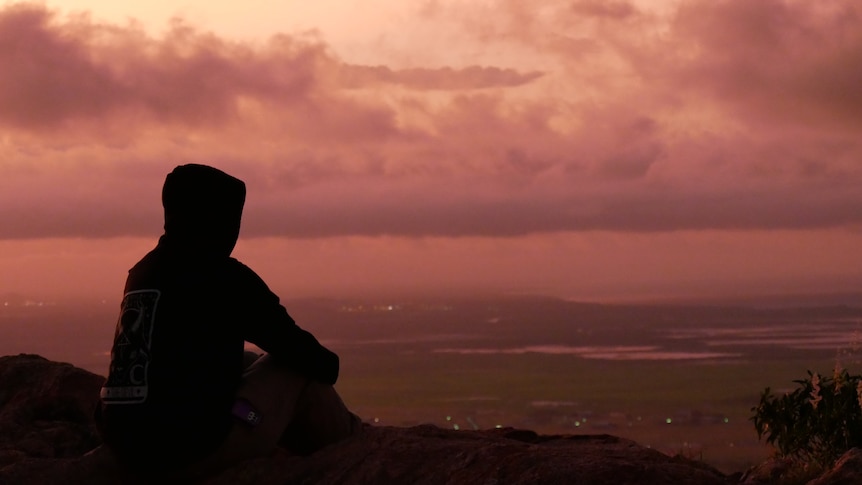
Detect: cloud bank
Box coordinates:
(2, 1, 861, 239)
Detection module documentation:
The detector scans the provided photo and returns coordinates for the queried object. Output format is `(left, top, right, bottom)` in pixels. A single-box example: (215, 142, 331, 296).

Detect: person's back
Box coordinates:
(97, 164, 357, 476)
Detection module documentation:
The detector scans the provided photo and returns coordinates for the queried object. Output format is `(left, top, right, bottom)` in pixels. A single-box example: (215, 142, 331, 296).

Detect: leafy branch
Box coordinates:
(752, 368, 862, 468)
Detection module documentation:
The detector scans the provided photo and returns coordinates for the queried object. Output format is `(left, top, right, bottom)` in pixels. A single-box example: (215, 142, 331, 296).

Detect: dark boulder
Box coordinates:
(0, 354, 104, 460)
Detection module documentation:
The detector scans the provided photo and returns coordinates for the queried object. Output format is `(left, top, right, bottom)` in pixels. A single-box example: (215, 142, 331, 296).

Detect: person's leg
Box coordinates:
(182, 353, 360, 476)
(279, 380, 363, 455)
(242, 349, 261, 369)
(229, 353, 312, 456)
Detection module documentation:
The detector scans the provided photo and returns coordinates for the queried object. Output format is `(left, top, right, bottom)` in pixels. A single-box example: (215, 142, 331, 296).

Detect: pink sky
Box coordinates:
(2, 0, 862, 303)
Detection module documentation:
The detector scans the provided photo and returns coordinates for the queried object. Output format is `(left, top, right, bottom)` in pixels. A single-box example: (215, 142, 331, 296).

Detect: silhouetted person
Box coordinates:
(97, 164, 360, 477)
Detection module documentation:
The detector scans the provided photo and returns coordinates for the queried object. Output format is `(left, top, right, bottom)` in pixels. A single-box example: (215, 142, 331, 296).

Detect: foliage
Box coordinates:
(752, 367, 862, 468)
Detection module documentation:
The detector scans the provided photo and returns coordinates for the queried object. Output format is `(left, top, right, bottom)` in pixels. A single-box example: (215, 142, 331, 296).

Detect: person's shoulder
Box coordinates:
(226, 256, 253, 272)
(225, 258, 279, 299)
(127, 246, 164, 275)
(225, 257, 267, 282)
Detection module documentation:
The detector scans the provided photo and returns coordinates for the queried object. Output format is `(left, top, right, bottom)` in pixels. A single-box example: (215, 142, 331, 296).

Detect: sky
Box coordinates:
(1, 0, 862, 303)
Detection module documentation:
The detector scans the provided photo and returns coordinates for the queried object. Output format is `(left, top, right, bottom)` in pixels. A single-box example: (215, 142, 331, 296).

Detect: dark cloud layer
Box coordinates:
(2, 2, 862, 240)
(2, 173, 861, 239)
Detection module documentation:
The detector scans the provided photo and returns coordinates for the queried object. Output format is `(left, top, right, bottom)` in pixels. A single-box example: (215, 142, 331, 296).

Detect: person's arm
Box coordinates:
(232, 261, 339, 385)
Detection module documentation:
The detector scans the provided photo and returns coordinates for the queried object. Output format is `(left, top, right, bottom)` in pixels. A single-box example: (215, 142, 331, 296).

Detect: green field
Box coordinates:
(334, 347, 838, 473)
(298, 297, 862, 474)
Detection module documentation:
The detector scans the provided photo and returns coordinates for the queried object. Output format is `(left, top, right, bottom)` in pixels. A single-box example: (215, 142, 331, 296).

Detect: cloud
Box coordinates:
(1, 1, 862, 240)
(570, 0, 637, 19)
(0, 5, 382, 130)
(666, 0, 862, 129)
(0, 5, 543, 130)
(0, 5, 120, 127)
(337, 65, 544, 90)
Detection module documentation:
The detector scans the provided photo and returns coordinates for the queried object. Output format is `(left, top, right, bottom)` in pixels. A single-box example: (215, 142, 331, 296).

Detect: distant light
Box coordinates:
(495, 425, 502, 429)
(453, 424, 460, 430)
(724, 418, 729, 424)
(574, 421, 580, 427)
(446, 415, 452, 421)
(388, 305, 393, 311)
(665, 418, 672, 424)
(373, 417, 379, 423)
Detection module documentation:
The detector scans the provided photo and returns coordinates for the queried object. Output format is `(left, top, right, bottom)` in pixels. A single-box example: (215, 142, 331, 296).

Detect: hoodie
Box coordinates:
(98, 164, 339, 472)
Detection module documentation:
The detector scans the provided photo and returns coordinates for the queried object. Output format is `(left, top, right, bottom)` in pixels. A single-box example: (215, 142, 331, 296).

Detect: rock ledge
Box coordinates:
(1, 354, 736, 484)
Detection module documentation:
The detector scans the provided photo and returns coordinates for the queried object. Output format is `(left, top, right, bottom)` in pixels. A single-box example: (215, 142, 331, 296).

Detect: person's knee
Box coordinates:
(242, 350, 261, 370)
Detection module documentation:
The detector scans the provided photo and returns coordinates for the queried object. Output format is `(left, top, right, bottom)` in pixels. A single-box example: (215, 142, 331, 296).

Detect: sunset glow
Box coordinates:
(2, 0, 862, 302)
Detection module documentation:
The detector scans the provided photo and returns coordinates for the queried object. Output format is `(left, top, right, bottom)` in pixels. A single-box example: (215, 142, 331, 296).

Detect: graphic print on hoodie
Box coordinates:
(101, 289, 161, 403)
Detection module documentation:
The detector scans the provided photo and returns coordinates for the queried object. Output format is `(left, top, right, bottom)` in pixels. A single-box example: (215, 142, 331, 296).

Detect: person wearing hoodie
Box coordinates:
(97, 164, 360, 476)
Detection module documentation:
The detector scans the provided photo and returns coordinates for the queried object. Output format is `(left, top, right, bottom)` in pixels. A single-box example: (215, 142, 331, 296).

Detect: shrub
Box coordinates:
(751, 367, 862, 468)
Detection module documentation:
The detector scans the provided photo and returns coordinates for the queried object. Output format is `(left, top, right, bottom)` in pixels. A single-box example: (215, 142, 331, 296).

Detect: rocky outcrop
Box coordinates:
(0, 354, 104, 464)
(807, 448, 862, 485)
(0, 354, 737, 484)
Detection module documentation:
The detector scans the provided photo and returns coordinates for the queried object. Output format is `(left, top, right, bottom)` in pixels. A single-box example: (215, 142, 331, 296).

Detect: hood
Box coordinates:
(161, 164, 246, 256)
